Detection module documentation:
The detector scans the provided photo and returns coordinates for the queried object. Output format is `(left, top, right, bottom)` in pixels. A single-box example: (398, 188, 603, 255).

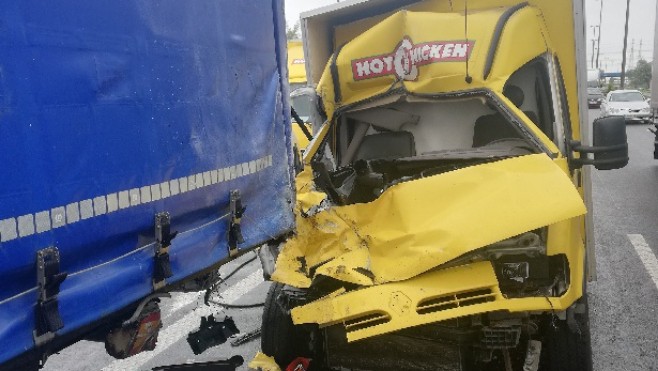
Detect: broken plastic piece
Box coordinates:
(186, 315, 239, 355)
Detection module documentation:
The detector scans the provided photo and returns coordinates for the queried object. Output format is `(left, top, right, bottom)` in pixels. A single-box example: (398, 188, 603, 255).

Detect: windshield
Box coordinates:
(290, 94, 312, 122)
(609, 92, 645, 102)
(312, 94, 539, 205)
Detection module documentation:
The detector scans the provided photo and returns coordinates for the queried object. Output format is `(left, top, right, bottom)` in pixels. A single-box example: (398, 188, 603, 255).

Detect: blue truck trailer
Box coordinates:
(0, 1, 295, 368)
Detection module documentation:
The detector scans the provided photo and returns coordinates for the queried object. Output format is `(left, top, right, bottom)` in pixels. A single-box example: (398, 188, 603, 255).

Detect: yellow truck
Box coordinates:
(261, 1, 629, 370)
(288, 40, 314, 152)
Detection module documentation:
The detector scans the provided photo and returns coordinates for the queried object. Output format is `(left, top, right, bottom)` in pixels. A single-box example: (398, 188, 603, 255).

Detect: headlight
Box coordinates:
(597, 99, 602, 102)
(642, 107, 650, 112)
(610, 108, 619, 113)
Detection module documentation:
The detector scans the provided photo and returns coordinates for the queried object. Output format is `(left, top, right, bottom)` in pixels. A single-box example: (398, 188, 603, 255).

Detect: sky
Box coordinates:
(284, 0, 657, 73)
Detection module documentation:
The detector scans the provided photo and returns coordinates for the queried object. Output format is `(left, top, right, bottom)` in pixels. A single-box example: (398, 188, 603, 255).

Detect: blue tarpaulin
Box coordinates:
(0, 0, 294, 364)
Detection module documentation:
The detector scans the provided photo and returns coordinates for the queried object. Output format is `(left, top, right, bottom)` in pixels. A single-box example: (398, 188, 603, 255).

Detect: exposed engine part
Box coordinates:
(494, 254, 570, 298)
(186, 315, 239, 355)
(480, 326, 521, 349)
(258, 243, 280, 281)
(105, 300, 162, 359)
(151, 355, 244, 371)
(441, 232, 545, 270)
(230, 328, 261, 346)
(523, 340, 542, 371)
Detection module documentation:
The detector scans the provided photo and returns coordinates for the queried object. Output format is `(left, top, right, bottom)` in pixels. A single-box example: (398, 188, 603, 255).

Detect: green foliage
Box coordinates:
(286, 21, 300, 40)
(627, 59, 652, 89)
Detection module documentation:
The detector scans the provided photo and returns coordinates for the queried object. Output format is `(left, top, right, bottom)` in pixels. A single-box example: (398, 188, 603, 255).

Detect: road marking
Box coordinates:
(627, 234, 658, 290)
(101, 268, 264, 371)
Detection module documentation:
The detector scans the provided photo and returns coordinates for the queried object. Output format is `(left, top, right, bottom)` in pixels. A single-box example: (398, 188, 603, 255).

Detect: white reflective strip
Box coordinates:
(178, 177, 188, 193)
(17, 214, 35, 237)
(0, 218, 17, 242)
(160, 182, 171, 199)
(35, 211, 51, 233)
(140, 186, 152, 203)
(93, 196, 107, 216)
(66, 202, 80, 223)
(106, 194, 118, 213)
(169, 179, 180, 196)
(51, 207, 66, 228)
(151, 184, 162, 201)
(188, 174, 198, 191)
(80, 200, 94, 220)
(129, 189, 140, 206)
(0, 155, 272, 242)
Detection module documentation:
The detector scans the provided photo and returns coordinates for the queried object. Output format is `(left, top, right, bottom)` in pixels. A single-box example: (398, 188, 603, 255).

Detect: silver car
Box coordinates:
(601, 89, 651, 123)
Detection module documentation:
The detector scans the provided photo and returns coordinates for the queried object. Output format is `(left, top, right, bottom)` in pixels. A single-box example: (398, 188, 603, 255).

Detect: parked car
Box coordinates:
(588, 87, 604, 108)
(601, 89, 652, 123)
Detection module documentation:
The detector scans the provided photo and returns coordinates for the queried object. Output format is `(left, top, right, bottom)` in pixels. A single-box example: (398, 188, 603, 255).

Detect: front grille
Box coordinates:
(480, 326, 522, 349)
(416, 288, 495, 315)
(344, 311, 391, 333)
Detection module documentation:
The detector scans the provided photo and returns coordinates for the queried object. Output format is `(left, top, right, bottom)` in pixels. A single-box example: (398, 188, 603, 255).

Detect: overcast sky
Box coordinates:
(284, 0, 657, 72)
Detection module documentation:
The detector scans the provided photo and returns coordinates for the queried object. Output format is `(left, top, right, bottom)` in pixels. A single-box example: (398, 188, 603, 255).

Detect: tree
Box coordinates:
(286, 21, 300, 40)
(627, 59, 652, 89)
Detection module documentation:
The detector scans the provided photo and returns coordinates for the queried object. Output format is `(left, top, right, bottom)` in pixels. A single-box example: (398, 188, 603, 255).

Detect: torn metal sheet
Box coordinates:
(272, 154, 586, 287)
(248, 352, 282, 371)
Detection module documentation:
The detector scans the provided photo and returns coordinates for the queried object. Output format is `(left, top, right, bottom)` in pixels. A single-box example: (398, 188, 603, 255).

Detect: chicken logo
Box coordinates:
(351, 37, 474, 81)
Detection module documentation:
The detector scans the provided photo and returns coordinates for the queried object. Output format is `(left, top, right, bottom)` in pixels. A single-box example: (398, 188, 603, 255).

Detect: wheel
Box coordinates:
(261, 283, 315, 367)
(540, 296, 593, 371)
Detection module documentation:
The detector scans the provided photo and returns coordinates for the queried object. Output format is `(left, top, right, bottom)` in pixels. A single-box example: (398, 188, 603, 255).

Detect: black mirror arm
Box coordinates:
(569, 140, 629, 168)
(570, 140, 628, 154)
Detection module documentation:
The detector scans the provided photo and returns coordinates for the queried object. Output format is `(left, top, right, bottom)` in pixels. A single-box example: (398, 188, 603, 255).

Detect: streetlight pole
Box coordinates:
(591, 39, 596, 68)
(620, 0, 631, 89)
(596, 0, 603, 69)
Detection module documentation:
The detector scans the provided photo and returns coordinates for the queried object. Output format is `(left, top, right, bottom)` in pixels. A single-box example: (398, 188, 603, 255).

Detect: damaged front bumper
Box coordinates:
(291, 257, 582, 342)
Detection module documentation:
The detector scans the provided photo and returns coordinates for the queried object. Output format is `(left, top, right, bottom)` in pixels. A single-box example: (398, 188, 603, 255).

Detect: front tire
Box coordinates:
(540, 296, 593, 371)
(261, 283, 315, 367)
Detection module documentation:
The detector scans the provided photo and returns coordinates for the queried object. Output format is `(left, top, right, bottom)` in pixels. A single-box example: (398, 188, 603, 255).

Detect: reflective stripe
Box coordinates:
(0, 155, 273, 242)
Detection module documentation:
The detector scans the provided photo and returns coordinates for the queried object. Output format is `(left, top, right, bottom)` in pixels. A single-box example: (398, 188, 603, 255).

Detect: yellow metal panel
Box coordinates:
(273, 154, 586, 286)
(248, 352, 282, 371)
(287, 41, 307, 84)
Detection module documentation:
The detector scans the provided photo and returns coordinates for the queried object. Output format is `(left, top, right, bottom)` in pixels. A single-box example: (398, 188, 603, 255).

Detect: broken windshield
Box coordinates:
(312, 94, 541, 205)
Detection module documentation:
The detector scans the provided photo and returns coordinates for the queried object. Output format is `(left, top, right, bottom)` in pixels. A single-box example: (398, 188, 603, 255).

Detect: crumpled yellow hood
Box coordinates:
(273, 154, 586, 287)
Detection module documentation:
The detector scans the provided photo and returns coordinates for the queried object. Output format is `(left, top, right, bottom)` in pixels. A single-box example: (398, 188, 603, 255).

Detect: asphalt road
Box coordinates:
(42, 109, 658, 370)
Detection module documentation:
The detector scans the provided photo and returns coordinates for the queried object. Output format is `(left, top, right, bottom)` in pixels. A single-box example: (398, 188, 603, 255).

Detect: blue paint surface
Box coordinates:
(0, 0, 294, 364)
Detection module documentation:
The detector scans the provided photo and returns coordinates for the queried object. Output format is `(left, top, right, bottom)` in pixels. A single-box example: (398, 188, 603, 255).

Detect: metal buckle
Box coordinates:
(228, 190, 246, 257)
(153, 213, 177, 290)
(33, 247, 68, 346)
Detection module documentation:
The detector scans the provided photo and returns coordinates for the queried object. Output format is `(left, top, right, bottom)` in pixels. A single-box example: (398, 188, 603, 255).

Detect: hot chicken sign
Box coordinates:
(351, 37, 474, 81)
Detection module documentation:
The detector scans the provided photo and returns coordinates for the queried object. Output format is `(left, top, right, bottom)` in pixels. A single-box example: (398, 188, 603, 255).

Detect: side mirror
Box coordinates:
(570, 116, 628, 170)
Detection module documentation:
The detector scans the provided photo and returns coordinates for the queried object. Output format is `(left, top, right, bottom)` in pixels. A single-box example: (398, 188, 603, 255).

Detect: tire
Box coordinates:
(261, 283, 314, 367)
(540, 296, 593, 371)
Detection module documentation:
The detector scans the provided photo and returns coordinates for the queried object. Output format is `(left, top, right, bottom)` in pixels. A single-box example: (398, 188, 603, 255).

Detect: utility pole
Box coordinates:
(620, 0, 631, 89)
(596, 0, 603, 68)
(591, 39, 596, 68)
(639, 39, 643, 61)
(630, 39, 635, 68)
